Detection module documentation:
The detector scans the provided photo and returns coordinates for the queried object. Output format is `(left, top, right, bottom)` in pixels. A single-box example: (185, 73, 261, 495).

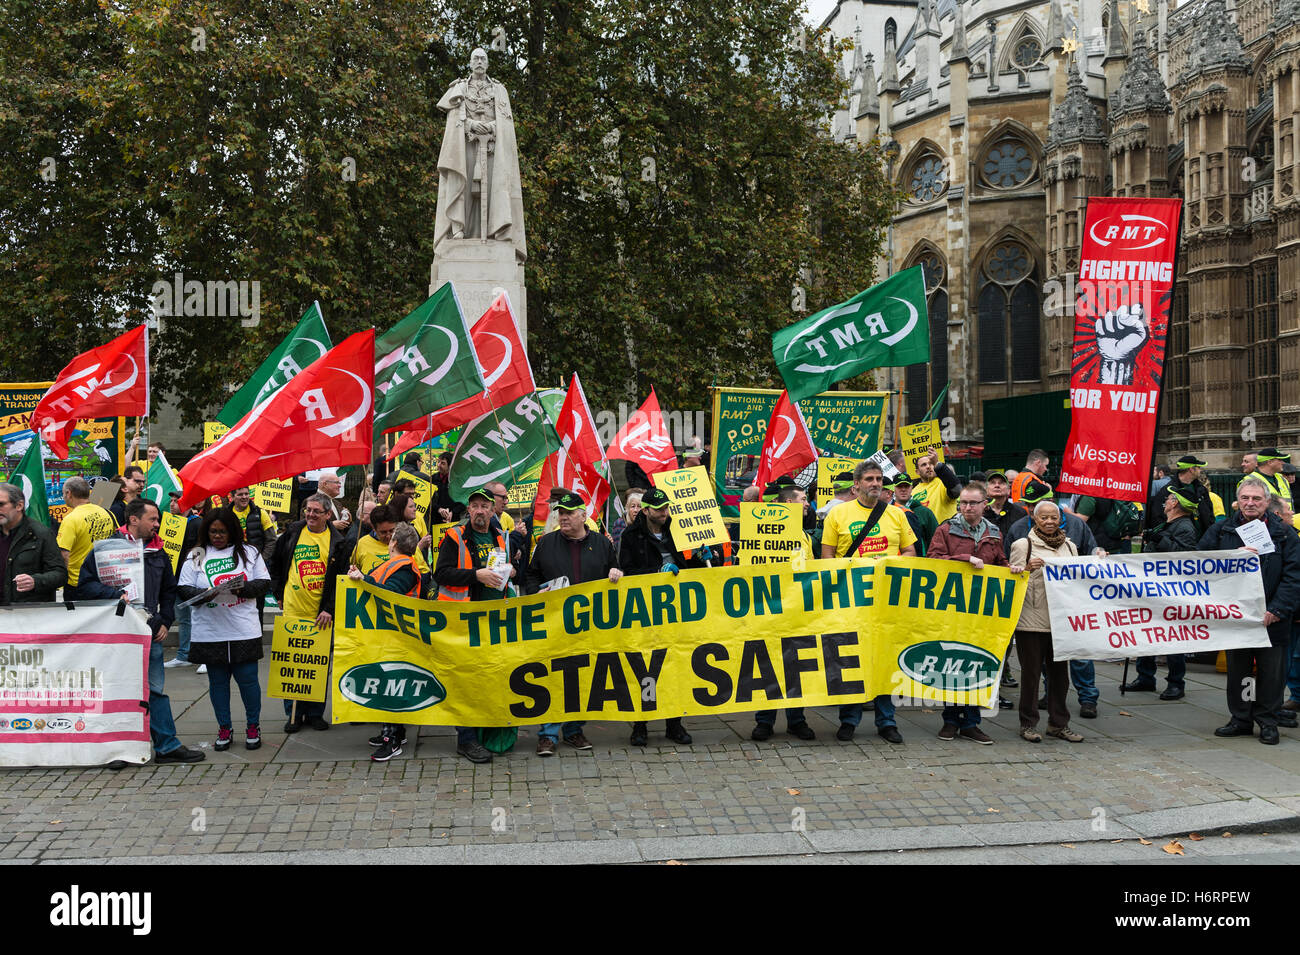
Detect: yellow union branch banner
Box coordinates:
(332, 557, 1025, 726)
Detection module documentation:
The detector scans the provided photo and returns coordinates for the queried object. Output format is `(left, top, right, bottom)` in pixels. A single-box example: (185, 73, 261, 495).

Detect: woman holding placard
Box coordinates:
(176, 508, 273, 752)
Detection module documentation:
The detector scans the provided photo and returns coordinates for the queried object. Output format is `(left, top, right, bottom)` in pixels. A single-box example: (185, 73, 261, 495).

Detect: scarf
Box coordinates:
(1031, 524, 1067, 549)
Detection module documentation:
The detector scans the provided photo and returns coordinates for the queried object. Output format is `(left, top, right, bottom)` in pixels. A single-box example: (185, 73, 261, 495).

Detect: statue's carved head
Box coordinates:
(470, 48, 488, 77)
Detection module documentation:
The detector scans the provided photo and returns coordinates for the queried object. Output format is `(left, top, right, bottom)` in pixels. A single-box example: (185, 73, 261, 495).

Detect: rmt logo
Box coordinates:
(1087, 214, 1169, 251)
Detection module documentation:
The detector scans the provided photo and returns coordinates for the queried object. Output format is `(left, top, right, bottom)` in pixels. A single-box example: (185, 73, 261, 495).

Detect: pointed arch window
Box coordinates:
(905, 152, 949, 204)
(905, 250, 949, 422)
(977, 241, 1040, 384)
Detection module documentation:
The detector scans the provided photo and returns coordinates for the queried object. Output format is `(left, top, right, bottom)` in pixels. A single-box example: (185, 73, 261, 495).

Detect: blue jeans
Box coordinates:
(755, 708, 806, 726)
(1288, 624, 1300, 702)
(941, 705, 981, 728)
(148, 639, 181, 755)
(207, 660, 262, 727)
(840, 696, 895, 728)
(539, 721, 584, 741)
(456, 727, 478, 745)
(173, 603, 192, 662)
(1136, 654, 1186, 690)
(1070, 660, 1098, 704)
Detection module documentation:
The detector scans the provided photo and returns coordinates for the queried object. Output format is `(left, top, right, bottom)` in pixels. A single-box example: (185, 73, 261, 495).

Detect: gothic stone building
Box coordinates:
(824, 0, 1297, 467)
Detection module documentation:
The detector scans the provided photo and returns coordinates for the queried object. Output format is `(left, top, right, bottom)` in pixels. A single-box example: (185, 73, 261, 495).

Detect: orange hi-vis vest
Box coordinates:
(436, 524, 508, 601)
(1010, 471, 1034, 503)
(371, 555, 423, 598)
(682, 540, 733, 566)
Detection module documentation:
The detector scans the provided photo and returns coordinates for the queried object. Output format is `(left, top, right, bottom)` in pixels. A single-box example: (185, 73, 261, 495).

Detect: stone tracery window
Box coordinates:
(907, 153, 949, 203)
(980, 137, 1036, 189)
(905, 248, 949, 422)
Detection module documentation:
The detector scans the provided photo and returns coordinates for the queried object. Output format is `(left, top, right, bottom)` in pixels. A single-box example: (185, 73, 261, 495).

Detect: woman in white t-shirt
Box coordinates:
(176, 508, 273, 752)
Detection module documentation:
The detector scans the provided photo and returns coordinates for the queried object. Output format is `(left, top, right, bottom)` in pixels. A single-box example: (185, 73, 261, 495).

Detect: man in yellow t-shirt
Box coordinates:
(910, 452, 962, 524)
(270, 492, 348, 733)
(819, 460, 917, 746)
(56, 477, 118, 595)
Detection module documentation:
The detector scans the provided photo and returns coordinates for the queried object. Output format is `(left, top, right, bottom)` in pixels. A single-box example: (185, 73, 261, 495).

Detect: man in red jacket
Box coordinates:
(926, 481, 1010, 745)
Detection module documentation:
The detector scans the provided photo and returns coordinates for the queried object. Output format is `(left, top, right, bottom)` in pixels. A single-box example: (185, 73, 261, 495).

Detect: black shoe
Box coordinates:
(630, 723, 648, 747)
(156, 745, 205, 763)
(1277, 711, 1299, 729)
(789, 721, 816, 741)
(998, 696, 1015, 710)
(1037, 695, 1047, 710)
(1079, 702, 1097, 719)
(371, 738, 402, 761)
(457, 741, 493, 763)
(1214, 722, 1253, 738)
(1122, 680, 1157, 693)
(1159, 687, 1185, 701)
(1261, 725, 1281, 745)
(877, 726, 903, 745)
(284, 716, 304, 734)
(306, 716, 330, 731)
(368, 725, 395, 747)
(106, 760, 128, 771)
(751, 723, 774, 741)
(664, 722, 692, 745)
(1001, 673, 1019, 688)
(836, 722, 855, 741)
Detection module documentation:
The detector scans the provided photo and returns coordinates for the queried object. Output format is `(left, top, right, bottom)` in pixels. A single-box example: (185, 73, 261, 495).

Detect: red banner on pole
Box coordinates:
(1057, 197, 1182, 504)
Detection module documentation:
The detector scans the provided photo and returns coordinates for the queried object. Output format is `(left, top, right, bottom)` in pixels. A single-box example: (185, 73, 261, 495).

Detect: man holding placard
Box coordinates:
(821, 459, 917, 745)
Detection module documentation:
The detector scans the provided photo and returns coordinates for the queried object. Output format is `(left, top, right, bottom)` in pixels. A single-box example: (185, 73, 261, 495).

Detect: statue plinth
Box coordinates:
(430, 239, 527, 342)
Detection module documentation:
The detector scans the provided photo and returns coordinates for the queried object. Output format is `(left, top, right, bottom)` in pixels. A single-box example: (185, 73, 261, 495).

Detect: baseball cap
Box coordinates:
(1167, 487, 1199, 511)
(1284, 462, 1299, 476)
(984, 469, 1008, 481)
(1258, 448, 1291, 463)
(1176, 454, 1207, 470)
(642, 488, 670, 508)
(467, 487, 494, 504)
(1020, 478, 1054, 504)
(553, 491, 585, 512)
(832, 471, 855, 491)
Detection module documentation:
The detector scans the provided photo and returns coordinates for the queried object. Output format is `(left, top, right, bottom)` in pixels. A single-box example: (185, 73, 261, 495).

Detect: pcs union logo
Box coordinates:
(340, 662, 447, 712)
(11, 718, 33, 730)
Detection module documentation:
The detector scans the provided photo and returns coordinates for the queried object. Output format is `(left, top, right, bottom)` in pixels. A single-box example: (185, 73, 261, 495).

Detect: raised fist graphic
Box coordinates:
(1095, 304, 1148, 385)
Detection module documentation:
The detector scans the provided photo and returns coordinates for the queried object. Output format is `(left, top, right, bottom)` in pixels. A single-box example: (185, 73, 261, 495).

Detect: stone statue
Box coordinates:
(434, 48, 526, 263)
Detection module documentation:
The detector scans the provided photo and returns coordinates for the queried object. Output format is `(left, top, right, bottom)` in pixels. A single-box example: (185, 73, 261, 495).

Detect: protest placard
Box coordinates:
(814, 457, 857, 509)
(90, 538, 144, 604)
(652, 466, 729, 551)
(738, 502, 807, 565)
(267, 616, 330, 702)
(899, 420, 944, 478)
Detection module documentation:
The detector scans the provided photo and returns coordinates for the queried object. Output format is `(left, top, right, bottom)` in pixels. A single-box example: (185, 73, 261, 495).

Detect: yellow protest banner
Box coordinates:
(427, 521, 458, 552)
(267, 616, 330, 702)
(331, 557, 1025, 726)
(815, 457, 857, 509)
(251, 479, 292, 515)
(899, 420, 944, 478)
(738, 502, 808, 566)
(652, 466, 729, 551)
(203, 422, 229, 449)
(158, 511, 189, 574)
(394, 469, 433, 535)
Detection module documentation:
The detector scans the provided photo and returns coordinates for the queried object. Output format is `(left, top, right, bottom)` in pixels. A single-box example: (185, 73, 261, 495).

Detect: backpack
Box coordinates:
(1101, 499, 1142, 540)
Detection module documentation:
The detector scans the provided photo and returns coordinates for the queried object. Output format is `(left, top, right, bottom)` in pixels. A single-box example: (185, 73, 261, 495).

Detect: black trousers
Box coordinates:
(1225, 643, 1288, 730)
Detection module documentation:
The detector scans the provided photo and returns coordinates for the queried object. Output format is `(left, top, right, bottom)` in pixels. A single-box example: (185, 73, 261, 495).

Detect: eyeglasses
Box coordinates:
(493, 492, 508, 500)
(958, 500, 984, 507)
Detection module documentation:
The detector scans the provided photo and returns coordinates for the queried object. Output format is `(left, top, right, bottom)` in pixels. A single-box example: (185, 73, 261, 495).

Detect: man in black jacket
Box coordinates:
(617, 487, 699, 747)
(0, 482, 66, 604)
(1148, 454, 1215, 535)
(525, 491, 623, 756)
(1126, 487, 1204, 700)
(78, 498, 204, 763)
(1204, 476, 1300, 744)
(269, 493, 352, 733)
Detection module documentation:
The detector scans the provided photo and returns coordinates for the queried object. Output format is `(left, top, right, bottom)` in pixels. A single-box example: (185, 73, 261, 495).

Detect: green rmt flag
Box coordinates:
(772, 266, 930, 404)
(8, 439, 50, 526)
(448, 390, 561, 501)
(143, 452, 182, 507)
(373, 282, 484, 433)
(217, 302, 332, 426)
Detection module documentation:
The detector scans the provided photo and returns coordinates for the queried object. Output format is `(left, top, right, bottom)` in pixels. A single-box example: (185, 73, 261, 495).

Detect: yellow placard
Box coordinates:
(815, 457, 858, 509)
(331, 557, 1025, 725)
(394, 469, 434, 535)
(251, 479, 292, 515)
(738, 502, 808, 566)
(507, 481, 538, 508)
(899, 420, 944, 479)
(427, 520, 458, 552)
(267, 616, 330, 702)
(158, 511, 189, 574)
(652, 466, 729, 551)
(203, 422, 229, 449)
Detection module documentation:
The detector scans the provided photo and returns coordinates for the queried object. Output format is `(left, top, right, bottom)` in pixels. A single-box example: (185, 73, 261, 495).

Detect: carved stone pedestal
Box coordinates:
(430, 239, 526, 342)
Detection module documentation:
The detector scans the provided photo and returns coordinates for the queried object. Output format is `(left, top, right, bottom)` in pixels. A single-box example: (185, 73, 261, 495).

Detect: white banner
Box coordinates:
(0, 602, 152, 768)
(1042, 550, 1271, 661)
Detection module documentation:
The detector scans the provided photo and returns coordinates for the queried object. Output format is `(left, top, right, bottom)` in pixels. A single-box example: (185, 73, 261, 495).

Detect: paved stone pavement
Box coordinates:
(5, 655, 1300, 863)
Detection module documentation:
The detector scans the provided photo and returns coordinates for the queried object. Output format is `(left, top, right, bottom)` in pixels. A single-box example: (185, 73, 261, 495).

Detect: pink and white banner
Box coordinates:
(0, 602, 152, 767)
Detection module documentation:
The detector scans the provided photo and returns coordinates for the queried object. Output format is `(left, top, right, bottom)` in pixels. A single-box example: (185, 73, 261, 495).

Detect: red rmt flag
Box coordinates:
(387, 292, 534, 460)
(534, 373, 610, 525)
(753, 389, 816, 490)
(606, 387, 678, 476)
(177, 330, 375, 509)
(32, 324, 150, 459)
